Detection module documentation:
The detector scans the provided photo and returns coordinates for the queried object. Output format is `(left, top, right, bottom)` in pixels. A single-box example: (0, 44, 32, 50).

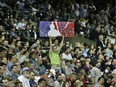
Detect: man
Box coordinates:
(1, 78, 9, 87)
(29, 51, 39, 69)
(62, 47, 72, 65)
(0, 63, 6, 85)
(7, 54, 17, 71)
(73, 60, 82, 74)
(49, 36, 64, 73)
(8, 65, 18, 80)
(69, 73, 77, 87)
(29, 72, 37, 87)
(37, 58, 46, 74)
(53, 74, 63, 87)
(21, 24, 31, 42)
(94, 76, 104, 87)
(1, 55, 8, 64)
(63, 60, 72, 76)
(16, 46, 29, 63)
(110, 59, 116, 71)
(14, 40, 22, 53)
(90, 60, 102, 85)
(62, 47, 72, 60)
(96, 34, 106, 51)
(18, 67, 31, 87)
(38, 78, 46, 87)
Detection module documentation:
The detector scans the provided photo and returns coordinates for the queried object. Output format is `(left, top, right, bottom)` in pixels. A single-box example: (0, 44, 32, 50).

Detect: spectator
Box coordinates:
(49, 36, 64, 73)
(0, 0, 115, 87)
(37, 58, 46, 74)
(29, 51, 39, 69)
(110, 59, 116, 71)
(63, 60, 72, 77)
(0, 63, 7, 83)
(62, 47, 72, 67)
(17, 18, 26, 30)
(94, 76, 104, 87)
(73, 60, 82, 74)
(53, 74, 64, 87)
(8, 65, 18, 80)
(38, 78, 46, 87)
(69, 73, 77, 87)
(14, 80, 23, 87)
(14, 40, 22, 53)
(29, 72, 37, 87)
(7, 54, 17, 71)
(16, 46, 29, 64)
(18, 67, 30, 87)
(96, 34, 106, 51)
(90, 60, 102, 85)
(62, 47, 72, 61)
(21, 24, 31, 42)
(41, 40, 49, 53)
(63, 80, 71, 87)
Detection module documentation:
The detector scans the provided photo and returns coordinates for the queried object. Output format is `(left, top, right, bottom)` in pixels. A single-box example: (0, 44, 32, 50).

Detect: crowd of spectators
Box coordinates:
(0, 0, 116, 87)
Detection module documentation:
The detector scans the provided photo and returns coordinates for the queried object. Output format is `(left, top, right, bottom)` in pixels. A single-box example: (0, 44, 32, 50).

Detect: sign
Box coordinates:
(39, 21, 74, 37)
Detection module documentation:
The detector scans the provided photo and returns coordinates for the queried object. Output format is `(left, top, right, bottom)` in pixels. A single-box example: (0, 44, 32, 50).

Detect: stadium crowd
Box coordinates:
(0, 0, 116, 87)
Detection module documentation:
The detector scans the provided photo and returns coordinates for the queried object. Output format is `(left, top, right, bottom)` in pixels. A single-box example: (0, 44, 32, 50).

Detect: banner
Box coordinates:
(39, 21, 74, 37)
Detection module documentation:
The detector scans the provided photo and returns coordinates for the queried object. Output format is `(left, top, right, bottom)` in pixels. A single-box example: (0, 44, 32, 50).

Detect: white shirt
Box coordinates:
(90, 67, 102, 84)
(105, 48, 113, 57)
(62, 53, 72, 65)
(18, 75, 30, 87)
(62, 53, 72, 60)
(53, 80, 63, 87)
(17, 22, 26, 30)
(34, 76, 41, 84)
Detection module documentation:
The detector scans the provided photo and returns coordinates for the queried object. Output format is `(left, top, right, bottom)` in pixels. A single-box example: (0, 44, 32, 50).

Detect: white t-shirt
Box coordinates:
(62, 53, 72, 60)
(18, 75, 30, 87)
(90, 67, 102, 84)
(17, 22, 26, 30)
(62, 53, 72, 66)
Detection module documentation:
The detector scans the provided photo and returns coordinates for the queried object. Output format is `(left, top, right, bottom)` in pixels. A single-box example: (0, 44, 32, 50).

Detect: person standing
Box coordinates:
(49, 36, 64, 73)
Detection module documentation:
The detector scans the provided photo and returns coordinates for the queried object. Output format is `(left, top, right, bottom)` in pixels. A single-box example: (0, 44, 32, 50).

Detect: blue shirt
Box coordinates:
(8, 71, 18, 80)
(29, 58, 39, 69)
(29, 79, 37, 87)
(7, 62, 14, 71)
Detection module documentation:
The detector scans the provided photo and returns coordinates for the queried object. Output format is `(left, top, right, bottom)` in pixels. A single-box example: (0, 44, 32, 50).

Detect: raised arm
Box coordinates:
(49, 37, 52, 51)
(59, 36, 64, 52)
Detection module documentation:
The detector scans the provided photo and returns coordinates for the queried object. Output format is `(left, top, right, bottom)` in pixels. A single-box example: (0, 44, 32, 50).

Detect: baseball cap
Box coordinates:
(39, 69, 45, 75)
(50, 69, 56, 75)
(22, 67, 30, 72)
